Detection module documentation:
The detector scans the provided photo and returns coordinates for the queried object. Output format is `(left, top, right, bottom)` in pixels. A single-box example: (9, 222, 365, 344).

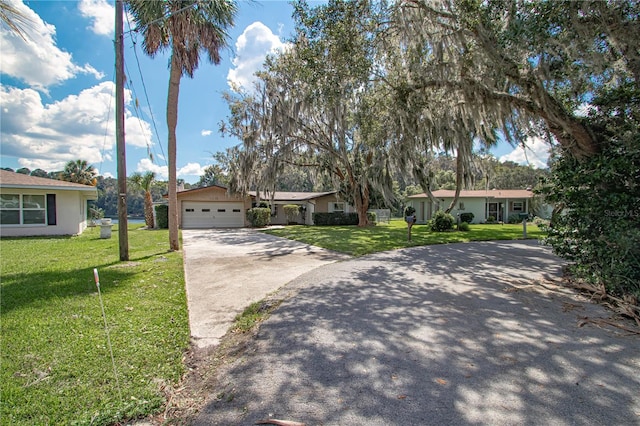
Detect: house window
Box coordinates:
(0, 194, 46, 225)
(185, 208, 195, 212)
(233, 209, 241, 213)
(202, 209, 211, 212)
(1, 194, 20, 224)
(331, 202, 345, 213)
(512, 202, 523, 212)
(217, 209, 225, 212)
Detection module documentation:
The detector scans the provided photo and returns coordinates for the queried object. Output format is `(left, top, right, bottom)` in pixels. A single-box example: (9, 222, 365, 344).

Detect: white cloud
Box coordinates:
(78, 0, 114, 37)
(227, 21, 288, 90)
(178, 162, 206, 177)
(135, 160, 204, 181)
(137, 158, 168, 180)
(0, 0, 104, 90)
(0, 82, 153, 171)
(499, 136, 551, 169)
(201, 129, 213, 136)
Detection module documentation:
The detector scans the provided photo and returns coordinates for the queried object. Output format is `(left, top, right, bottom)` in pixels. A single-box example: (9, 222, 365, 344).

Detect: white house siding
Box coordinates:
(442, 198, 487, 224)
(0, 189, 93, 236)
(408, 190, 537, 224)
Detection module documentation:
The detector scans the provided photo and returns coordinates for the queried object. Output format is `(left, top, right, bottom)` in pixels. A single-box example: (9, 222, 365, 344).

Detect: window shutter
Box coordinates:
(47, 194, 57, 225)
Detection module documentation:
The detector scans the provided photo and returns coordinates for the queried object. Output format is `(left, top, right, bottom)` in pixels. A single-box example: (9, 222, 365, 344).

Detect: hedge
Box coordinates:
(313, 212, 359, 226)
(155, 204, 168, 229)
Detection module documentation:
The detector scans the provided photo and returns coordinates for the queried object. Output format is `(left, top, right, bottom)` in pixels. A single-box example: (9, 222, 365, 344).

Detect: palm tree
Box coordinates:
(60, 160, 97, 186)
(129, 171, 156, 228)
(127, 0, 237, 251)
(0, 0, 33, 41)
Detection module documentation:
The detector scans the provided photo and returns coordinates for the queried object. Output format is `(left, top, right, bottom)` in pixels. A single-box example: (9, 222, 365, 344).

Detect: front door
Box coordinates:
(488, 202, 498, 221)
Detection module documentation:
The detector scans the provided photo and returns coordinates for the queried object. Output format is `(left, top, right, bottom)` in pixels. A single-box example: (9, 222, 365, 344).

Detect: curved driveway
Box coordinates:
(184, 231, 640, 425)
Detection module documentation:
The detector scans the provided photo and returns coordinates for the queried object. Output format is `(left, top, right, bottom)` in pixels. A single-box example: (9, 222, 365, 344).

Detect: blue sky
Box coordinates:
(0, 0, 549, 184)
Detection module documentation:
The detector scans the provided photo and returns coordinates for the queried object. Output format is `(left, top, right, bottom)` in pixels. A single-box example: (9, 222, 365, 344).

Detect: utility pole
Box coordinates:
(115, 0, 129, 261)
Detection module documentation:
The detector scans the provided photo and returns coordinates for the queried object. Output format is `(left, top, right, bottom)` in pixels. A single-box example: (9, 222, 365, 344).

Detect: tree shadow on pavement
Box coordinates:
(194, 240, 640, 425)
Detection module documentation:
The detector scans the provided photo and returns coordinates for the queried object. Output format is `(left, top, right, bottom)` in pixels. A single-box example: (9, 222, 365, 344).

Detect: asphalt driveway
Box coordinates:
(191, 238, 640, 426)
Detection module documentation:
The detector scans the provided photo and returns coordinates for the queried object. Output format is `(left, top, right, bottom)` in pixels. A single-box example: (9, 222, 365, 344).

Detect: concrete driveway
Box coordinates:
(191, 239, 640, 425)
(182, 228, 350, 348)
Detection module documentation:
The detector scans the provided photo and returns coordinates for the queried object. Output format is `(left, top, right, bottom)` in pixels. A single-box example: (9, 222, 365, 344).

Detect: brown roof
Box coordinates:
(409, 189, 534, 199)
(172, 186, 336, 202)
(0, 170, 98, 192)
(249, 191, 337, 201)
(174, 184, 229, 197)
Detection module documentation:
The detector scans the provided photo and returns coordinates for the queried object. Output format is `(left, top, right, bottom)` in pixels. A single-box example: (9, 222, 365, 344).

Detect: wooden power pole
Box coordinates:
(115, 0, 129, 261)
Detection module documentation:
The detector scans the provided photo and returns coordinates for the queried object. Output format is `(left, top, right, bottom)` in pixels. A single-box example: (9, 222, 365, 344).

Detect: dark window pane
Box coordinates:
(0, 210, 19, 224)
(24, 210, 45, 224)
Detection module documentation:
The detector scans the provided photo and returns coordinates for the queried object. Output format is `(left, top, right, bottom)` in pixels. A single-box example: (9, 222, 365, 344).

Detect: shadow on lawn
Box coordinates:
(0, 257, 160, 315)
(195, 240, 640, 425)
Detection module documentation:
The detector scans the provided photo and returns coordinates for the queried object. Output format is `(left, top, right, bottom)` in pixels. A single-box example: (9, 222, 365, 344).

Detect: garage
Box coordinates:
(181, 201, 244, 228)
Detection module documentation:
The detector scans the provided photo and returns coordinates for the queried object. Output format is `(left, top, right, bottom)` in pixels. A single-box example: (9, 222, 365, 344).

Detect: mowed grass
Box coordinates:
(264, 219, 543, 256)
(0, 225, 190, 425)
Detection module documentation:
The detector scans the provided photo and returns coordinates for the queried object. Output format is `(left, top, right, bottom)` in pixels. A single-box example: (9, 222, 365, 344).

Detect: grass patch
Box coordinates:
(264, 219, 543, 256)
(0, 225, 190, 425)
(231, 299, 281, 334)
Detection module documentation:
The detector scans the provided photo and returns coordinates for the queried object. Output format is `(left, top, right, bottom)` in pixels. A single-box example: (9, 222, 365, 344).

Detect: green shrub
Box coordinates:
(537, 138, 640, 299)
(404, 206, 416, 216)
(430, 210, 455, 232)
(507, 213, 523, 224)
(460, 212, 474, 223)
(313, 212, 359, 226)
(283, 204, 301, 224)
(458, 221, 470, 231)
(246, 207, 271, 227)
(486, 215, 496, 223)
(155, 204, 168, 228)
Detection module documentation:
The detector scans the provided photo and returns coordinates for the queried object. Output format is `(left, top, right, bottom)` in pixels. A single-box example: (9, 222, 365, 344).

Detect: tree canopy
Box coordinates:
(220, 0, 638, 301)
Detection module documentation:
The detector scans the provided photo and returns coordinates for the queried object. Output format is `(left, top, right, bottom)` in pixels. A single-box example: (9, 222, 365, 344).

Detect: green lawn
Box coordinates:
(263, 219, 543, 256)
(0, 225, 190, 426)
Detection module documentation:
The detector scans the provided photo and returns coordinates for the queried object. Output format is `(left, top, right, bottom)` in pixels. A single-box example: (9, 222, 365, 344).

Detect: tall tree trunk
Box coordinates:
(167, 53, 181, 251)
(144, 191, 154, 229)
(354, 183, 370, 227)
(445, 151, 463, 214)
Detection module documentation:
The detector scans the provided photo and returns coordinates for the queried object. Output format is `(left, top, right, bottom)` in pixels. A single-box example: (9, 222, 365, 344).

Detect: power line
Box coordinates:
(123, 59, 157, 164)
(125, 13, 167, 167)
(99, 71, 115, 177)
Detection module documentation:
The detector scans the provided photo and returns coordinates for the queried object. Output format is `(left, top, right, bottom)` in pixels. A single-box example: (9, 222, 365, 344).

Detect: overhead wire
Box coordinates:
(99, 69, 115, 177)
(125, 12, 167, 167)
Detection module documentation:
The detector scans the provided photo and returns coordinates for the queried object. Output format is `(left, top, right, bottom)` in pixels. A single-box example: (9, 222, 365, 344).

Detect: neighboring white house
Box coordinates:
(407, 189, 544, 224)
(0, 170, 98, 236)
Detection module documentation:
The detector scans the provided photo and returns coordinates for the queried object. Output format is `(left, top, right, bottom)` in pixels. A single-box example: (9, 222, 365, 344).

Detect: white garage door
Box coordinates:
(182, 202, 244, 228)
